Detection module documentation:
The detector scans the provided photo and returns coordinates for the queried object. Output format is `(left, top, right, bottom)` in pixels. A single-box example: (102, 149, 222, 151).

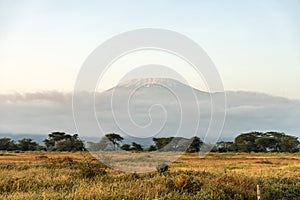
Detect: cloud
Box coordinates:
(0, 91, 75, 135)
(0, 82, 299, 142)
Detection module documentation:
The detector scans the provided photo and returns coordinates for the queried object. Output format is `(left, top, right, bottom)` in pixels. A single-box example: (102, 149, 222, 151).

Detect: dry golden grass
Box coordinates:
(0, 151, 299, 199)
(174, 152, 300, 177)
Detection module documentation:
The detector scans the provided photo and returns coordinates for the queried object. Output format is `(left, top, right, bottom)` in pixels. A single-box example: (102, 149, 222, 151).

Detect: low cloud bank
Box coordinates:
(0, 89, 299, 141)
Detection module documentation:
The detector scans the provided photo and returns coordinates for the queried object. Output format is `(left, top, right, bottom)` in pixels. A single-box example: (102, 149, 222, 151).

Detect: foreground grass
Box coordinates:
(0, 151, 299, 199)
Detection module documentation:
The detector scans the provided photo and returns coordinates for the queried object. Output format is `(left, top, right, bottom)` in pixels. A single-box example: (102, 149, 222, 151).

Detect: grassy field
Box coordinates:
(0, 151, 299, 200)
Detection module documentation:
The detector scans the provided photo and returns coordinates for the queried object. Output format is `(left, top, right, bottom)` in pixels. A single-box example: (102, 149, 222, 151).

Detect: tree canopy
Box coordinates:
(105, 133, 124, 150)
(0, 137, 41, 151)
(43, 132, 84, 151)
(217, 131, 299, 153)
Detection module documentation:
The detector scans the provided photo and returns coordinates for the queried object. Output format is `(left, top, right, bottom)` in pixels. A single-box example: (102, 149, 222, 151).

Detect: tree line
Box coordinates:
(88, 131, 300, 153)
(0, 132, 84, 151)
(215, 131, 300, 153)
(87, 133, 203, 153)
(0, 131, 299, 153)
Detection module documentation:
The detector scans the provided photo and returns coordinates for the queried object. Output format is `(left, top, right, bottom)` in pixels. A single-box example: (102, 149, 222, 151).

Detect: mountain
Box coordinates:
(1, 78, 300, 143)
(114, 78, 204, 91)
(91, 78, 212, 140)
(88, 78, 299, 142)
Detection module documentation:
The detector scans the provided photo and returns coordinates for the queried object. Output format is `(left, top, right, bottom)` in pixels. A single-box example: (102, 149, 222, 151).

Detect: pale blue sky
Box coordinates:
(1, 0, 300, 99)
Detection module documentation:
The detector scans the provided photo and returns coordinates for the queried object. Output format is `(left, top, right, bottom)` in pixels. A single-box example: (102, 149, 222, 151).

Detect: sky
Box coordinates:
(0, 1, 300, 139)
(0, 0, 300, 99)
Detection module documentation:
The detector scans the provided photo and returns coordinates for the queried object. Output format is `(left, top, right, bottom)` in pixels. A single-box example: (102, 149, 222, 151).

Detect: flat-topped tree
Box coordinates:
(49, 132, 67, 142)
(43, 132, 84, 151)
(105, 133, 124, 150)
(131, 142, 143, 151)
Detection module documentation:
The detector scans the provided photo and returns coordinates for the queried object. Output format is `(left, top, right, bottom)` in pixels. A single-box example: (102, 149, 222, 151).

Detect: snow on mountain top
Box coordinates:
(115, 78, 192, 89)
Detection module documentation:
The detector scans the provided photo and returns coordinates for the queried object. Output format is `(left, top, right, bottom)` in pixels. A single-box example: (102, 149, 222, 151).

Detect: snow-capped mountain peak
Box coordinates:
(115, 78, 194, 90)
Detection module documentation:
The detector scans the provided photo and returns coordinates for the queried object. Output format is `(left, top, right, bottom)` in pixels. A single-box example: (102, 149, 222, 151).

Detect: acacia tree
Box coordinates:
(120, 144, 131, 151)
(55, 134, 84, 151)
(43, 132, 66, 150)
(0, 138, 17, 151)
(43, 132, 84, 151)
(235, 132, 262, 152)
(18, 138, 40, 151)
(279, 135, 299, 153)
(131, 142, 143, 151)
(105, 133, 124, 150)
(186, 136, 203, 153)
(153, 137, 174, 150)
(43, 138, 55, 150)
(234, 132, 299, 153)
(255, 137, 277, 152)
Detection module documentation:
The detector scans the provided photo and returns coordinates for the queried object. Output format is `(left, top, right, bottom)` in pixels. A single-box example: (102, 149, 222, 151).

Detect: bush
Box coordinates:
(156, 163, 168, 173)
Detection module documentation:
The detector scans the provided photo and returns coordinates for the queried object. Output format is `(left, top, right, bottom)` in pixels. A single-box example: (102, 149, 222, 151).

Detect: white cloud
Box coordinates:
(0, 79, 299, 141)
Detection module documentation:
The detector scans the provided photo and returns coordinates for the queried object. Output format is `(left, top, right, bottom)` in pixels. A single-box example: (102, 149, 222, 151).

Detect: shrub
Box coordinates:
(156, 163, 168, 173)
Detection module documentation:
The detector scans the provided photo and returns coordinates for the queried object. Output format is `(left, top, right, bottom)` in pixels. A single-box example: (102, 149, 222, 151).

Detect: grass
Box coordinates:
(0, 151, 299, 199)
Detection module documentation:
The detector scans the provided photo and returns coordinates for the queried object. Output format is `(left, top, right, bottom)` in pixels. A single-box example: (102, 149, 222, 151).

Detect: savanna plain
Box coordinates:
(0, 151, 299, 200)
